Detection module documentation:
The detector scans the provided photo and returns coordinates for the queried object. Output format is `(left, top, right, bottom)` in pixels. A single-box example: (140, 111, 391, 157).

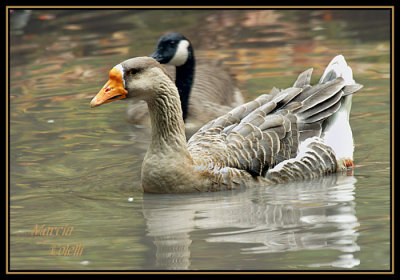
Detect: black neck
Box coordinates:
(175, 48, 195, 122)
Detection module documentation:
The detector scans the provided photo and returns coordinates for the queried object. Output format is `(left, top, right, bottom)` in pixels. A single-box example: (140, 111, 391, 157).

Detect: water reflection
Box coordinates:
(142, 174, 359, 270)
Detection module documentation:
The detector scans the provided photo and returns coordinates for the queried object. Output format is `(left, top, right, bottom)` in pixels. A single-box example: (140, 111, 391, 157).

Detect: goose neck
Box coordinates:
(175, 52, 195, 121)
(146, 79, 189, 154)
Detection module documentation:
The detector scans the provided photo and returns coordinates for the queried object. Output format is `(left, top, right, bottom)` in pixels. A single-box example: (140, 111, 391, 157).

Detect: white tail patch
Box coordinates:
(321, 55, 355, 161)
(319, 55, 355, 86)
(322, 98, 354, 161)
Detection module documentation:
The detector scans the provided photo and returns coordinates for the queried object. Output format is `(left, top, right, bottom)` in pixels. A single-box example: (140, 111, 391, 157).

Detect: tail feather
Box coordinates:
(319, 55, 363, 163)
(319, 55, 355, 85)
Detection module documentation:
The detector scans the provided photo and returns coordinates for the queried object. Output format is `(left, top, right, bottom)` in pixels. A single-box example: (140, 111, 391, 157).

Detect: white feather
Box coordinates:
(322, 96, 354, 160)
(320, 55, 355, 160)
(114, 64, 125, 87)
(320, 55, 355, 86)
(168, 40, 190, 66)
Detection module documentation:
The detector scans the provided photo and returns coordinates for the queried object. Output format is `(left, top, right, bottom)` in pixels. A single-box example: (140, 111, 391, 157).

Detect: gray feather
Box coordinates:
(293, 68, 313, 88)
(298, 90, 343, 121)
(296, 78, 346, 113)
(187, 56, 362, 184)
(343, 83, 364, 96)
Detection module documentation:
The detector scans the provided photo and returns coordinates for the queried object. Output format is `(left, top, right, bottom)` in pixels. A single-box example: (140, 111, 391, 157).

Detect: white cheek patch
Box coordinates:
(168, 39, 190, 66)
(114, 63, 125, 87)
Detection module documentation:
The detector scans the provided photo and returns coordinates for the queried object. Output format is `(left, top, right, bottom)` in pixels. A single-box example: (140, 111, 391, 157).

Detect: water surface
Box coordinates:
(9, 9, 391, 271)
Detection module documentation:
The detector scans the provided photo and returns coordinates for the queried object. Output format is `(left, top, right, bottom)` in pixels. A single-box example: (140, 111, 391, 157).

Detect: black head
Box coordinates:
(151, 32, 192, 66)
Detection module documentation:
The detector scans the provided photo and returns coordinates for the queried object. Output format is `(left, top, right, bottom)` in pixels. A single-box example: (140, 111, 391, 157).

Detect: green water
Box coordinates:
(9, 9, 391, 271)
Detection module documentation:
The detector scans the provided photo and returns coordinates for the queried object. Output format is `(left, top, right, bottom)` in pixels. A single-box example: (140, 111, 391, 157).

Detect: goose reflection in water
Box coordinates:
(141, 174, 359, 270)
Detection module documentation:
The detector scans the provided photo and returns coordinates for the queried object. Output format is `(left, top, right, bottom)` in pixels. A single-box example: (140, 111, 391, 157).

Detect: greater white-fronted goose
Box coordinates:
(90, 55, 362, 193)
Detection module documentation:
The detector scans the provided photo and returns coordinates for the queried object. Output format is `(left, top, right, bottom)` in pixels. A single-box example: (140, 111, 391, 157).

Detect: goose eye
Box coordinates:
(128, 69, 139, 76)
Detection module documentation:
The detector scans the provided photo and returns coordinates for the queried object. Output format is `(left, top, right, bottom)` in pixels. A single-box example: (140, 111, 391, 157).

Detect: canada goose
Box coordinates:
(90, 55, 362, 193)
(126, 33, 244, 137)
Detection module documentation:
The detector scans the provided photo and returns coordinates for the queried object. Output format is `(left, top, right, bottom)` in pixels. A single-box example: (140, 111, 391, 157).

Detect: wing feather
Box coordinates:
(188, 59, 362, 178)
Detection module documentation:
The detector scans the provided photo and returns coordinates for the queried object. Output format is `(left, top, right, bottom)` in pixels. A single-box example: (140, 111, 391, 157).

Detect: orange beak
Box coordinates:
(90, 67, 128, 108)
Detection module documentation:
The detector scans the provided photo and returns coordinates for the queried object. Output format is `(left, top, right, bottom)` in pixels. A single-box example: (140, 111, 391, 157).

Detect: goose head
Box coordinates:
(90, 57, 172, 108)
(151, 32, 193, 67)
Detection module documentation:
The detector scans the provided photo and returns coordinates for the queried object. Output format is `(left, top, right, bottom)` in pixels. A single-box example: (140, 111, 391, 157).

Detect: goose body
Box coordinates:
(90, 55, 362, 193)
(126, 33, 244, 137)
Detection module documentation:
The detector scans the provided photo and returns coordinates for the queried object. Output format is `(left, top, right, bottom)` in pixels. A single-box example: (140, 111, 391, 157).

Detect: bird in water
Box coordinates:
(90, 55, 362, 193)
(126, 33, 244, 138)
